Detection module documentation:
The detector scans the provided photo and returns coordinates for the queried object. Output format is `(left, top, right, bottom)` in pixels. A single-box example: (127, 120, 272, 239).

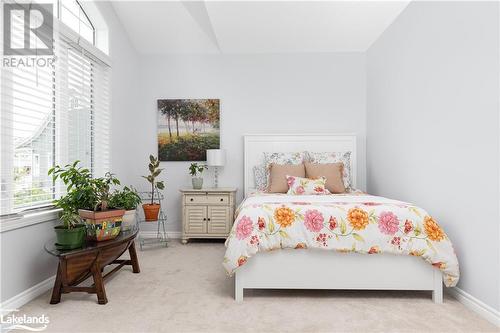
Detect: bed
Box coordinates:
(223, 134, 459, 303)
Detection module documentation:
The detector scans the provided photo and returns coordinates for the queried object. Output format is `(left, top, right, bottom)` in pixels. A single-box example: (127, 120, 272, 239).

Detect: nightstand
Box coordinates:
(180, 188, 237, 244)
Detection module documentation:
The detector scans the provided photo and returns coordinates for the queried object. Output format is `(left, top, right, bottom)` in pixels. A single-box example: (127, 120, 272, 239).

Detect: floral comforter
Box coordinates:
(223, 192, 459, 287)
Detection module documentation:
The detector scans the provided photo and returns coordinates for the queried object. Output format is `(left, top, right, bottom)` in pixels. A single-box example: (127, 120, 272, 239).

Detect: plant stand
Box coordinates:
(45, 228, 140, 305)
(137, 191, 168, 250)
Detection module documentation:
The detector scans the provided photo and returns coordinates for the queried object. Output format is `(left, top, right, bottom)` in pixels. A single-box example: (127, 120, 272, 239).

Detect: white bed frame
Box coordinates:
(235, 134, 443, 303)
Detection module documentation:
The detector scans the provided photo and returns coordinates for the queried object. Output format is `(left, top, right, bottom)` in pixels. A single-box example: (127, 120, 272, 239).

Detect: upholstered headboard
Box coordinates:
(243, 134, 357, 196)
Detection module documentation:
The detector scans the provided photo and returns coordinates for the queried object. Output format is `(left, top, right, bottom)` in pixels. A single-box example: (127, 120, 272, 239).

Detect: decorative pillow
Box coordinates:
(263, 152, 306, 191)
(305, 162, 345, 194)
(307, 151, 352, 190)
(267, 163, 305, 193)
(286, 175, 328, 195)
(264, 152, 306, 167)
(253, 165, 267, 191)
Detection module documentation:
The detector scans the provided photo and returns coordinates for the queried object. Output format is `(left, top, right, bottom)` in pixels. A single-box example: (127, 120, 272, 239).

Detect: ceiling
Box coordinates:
(111, 1, 410, 54)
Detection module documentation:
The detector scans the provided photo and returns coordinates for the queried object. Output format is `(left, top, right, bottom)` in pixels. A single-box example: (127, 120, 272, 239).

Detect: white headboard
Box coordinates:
(244, 134, 357, 196)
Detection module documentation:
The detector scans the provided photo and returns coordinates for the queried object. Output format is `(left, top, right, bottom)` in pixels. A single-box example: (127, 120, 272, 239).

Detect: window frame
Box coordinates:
(58, 0, 96, 46)
(0, 1, 111, 231)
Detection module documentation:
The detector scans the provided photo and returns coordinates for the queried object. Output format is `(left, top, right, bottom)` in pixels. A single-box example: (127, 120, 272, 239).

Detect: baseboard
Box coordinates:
(0, 276, 55, 313)
(447, 287, 500, 327)
(139, 230, 182, 239)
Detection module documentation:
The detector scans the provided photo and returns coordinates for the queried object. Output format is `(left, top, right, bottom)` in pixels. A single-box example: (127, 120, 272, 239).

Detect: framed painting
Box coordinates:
(157, 99, 220, 161)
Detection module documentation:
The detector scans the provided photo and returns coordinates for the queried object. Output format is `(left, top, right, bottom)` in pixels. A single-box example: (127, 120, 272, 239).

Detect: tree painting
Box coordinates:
(157, 99, 220, 161)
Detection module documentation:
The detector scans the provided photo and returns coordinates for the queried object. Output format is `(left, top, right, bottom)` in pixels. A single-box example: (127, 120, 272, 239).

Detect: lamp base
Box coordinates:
(213, 167, 219, 188)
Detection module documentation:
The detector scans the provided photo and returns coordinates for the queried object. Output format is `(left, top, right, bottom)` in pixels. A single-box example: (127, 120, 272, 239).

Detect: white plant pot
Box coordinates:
(122, 209, 136, 231)
(192, 177, 203, 189)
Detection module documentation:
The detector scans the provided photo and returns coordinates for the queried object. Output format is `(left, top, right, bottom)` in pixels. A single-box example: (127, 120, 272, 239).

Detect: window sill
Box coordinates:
(0, 208, 61, 233)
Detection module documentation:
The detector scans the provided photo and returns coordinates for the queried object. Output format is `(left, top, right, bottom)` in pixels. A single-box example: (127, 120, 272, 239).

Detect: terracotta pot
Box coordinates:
(143, 204, 160, 221)
(78, 209, 125, 241)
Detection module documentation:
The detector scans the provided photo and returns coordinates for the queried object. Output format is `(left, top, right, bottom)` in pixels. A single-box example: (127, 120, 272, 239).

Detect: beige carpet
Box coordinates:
(17, 240, 499, 333)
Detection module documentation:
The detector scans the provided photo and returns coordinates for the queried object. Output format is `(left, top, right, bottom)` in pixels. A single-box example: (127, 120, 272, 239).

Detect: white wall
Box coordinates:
(114, 53, 367, 232)
(0, 2, 138, 304)
(367, 1, 499, 310)
(0, 219, 58, 302)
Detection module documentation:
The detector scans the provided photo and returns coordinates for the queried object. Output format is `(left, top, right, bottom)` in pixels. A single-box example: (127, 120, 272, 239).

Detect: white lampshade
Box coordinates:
(206, 149, 226, 166)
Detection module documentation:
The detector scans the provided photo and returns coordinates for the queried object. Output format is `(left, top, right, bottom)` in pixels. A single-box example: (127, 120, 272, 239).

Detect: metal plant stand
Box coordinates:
(136, 191, 168, 250)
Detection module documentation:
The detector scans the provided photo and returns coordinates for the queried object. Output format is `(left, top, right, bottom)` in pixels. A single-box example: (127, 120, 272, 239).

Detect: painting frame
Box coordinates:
(157, 99, 220, 162)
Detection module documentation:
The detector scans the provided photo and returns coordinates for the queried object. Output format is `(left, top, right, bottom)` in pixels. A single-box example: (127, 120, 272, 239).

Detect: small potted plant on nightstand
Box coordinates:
(189, 163, 206, 189)
(142, 155, 165, 221)
(110, 186, 141, 230)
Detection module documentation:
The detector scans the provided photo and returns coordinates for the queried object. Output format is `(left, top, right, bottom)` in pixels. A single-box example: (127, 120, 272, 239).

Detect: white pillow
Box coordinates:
(286, 175, 329, 195)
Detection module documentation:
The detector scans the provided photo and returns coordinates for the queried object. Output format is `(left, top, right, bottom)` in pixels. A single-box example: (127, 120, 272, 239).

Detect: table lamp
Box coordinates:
(206, 149, 225, 188)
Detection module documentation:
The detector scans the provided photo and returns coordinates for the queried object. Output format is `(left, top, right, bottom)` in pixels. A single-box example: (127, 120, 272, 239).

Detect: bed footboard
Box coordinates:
(234, 250, 443, 303)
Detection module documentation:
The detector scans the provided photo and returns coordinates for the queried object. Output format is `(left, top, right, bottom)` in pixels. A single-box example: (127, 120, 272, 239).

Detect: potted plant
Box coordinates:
(189, 163, 206, 189)
(52, 204, 86, 250)
(109, 186, 141, 230)
(49, 161, 125, 241)
(142, 155, 165, 221)
(49, 162, 91, 248)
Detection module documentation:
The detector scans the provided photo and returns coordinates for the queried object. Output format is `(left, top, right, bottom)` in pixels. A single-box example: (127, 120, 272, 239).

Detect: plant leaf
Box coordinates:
(279, 230, 288, 239)
(268, 219, 275, 233)
(414, 226, 421, 236)
(409, 207, 422, 217)
(352, 233, 364, 242)
(340, 220, 347, 234)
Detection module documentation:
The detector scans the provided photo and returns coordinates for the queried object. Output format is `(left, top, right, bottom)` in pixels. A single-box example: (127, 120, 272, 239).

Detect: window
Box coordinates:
(59, 0, 95, 45)
(0, 1, 110, 217)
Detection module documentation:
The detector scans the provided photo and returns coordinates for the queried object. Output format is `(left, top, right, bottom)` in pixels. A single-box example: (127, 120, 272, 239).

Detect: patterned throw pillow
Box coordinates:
(253, 165, 268, 191)
(306, 152, 352, 190)
(264, 152, 306, 167)
(286, 175, 329, 195)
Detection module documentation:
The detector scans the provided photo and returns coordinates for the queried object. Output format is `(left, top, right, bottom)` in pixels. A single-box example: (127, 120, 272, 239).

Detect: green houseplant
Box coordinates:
(142, 155, 165, 221)
(48, 161, 89, 249)
(49, 161, 125, 242)
(53, 209, 86, 250)
(189, 163, 206, 189)
(109, 186, 141, 230)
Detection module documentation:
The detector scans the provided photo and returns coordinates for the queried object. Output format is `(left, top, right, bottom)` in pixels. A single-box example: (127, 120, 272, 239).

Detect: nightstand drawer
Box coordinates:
(185, 195, 207, 204)
(207, 194, 229, 205)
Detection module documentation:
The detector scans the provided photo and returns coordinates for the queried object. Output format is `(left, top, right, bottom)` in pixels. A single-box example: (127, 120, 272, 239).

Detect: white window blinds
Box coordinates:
(0, 29, 111, 216)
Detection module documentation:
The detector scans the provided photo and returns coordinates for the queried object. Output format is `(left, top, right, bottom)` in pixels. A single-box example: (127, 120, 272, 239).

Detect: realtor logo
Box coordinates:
(3, 2, 53, 56)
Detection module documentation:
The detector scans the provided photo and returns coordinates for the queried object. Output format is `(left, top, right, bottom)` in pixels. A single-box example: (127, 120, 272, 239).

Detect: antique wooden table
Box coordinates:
(45, 227, 140, 305)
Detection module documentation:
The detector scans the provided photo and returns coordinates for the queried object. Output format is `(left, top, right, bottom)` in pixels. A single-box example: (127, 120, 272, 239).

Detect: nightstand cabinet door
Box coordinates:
(208, 206, 230, 234)
(185, 206, 207, 234)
